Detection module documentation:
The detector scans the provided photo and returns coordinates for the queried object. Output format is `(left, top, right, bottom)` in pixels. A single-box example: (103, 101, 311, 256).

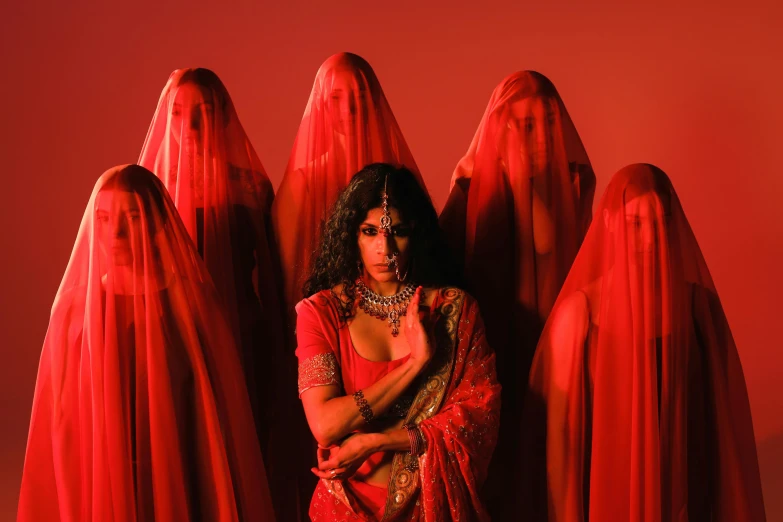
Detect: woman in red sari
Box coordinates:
(439, 71, 595, 518)
(17, 165, 275, 522)
(138, 68, 286, 463)
(523, 164, 766, 520)
(296, 163, 500, 521)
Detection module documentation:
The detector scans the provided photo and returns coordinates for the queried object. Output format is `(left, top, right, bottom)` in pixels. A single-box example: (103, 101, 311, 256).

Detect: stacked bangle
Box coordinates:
(404, 423, 426, 456)
(352, 389, 374, 424)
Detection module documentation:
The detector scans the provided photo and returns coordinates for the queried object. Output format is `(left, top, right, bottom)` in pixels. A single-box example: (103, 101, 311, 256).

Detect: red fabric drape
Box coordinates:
(139, 67, 286, 445)
(17, 165, 275, 522)
(439, 71, 595, 518)
(522, 164, 766, 521)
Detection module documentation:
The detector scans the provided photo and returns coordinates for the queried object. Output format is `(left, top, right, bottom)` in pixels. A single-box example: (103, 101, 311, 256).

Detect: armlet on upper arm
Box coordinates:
(298, 352, 341, 396)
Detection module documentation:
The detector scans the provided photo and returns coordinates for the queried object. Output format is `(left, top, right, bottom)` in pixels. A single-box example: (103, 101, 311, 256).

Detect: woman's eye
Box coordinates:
(361, 228, 377, 236)
(393, 228, 411, 237)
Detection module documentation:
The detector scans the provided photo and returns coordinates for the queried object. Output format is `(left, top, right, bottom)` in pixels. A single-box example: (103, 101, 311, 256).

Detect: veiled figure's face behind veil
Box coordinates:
(95, 189, 146, 268)
(502, 93, 559, 181)
(323, 65, 370, 138)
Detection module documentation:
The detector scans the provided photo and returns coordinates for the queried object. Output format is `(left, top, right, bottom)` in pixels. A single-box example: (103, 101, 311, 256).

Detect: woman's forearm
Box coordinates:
(365, 429, 411, 453)
(307, 357, 426, 446)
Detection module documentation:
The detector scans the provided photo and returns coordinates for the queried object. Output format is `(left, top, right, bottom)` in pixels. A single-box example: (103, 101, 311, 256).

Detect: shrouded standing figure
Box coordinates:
(440, 71, 595, 519)
(138, 68, 287, 505)
(17, 165, 276, 522)
(522, 164, 766, 521)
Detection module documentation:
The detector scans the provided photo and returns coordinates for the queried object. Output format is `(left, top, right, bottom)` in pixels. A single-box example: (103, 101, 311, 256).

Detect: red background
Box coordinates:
(1, 2, 781, 519)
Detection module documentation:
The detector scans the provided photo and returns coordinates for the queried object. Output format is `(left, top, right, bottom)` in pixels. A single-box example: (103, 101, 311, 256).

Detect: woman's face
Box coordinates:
(623, 192, 667, 266)
(326, 68, 367, 136)
(357, 206, 413, 284)
(505, 95, 556, 175)
(95, 189, 145, 267)
(170, 82, 214, 146)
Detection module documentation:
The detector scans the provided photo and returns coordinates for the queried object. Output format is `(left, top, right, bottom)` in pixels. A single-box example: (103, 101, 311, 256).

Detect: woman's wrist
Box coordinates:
(365, 429, 411, 453)
(408, 351, 431, 373)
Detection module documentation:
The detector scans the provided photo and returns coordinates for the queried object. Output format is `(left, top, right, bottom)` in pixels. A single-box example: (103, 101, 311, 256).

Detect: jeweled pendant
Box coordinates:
(389, 310, 400, 337)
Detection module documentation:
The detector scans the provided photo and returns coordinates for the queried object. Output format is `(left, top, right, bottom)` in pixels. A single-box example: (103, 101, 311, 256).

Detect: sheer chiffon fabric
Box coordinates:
(272, 52, 426, 323)
(522, 164, 766, 521)
(139, 69, 286, 454)
(17, 165, 275, 522)
(439, 71, 595, 518)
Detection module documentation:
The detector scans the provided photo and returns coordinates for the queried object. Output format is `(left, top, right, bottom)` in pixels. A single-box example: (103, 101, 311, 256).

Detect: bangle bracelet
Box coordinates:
(404, 423, 425, 456)
(353, 389, 374, 424)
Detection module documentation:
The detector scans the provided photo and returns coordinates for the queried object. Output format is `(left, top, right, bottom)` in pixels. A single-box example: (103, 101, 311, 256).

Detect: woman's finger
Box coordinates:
(319, 456, 343, 470)
(310, 467, 348, 479)
(316, 448, 329, 466)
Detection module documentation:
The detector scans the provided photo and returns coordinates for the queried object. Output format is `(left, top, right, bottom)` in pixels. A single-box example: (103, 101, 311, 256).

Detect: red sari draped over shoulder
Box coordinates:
(295, 288, 501, 521)
(16, 165, 275, 522)
(439, 71, 595, 517)
(522, 164, 766, 521)
(138, 68, 286, 471)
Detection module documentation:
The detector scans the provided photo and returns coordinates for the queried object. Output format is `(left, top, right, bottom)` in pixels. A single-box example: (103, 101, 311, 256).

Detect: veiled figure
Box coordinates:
(522, 164, 766, 521)
(17, 165, 276, 522)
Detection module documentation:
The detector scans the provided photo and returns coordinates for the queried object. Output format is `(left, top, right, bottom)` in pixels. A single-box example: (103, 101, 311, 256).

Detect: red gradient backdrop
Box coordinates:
(1, 2, 781, 519)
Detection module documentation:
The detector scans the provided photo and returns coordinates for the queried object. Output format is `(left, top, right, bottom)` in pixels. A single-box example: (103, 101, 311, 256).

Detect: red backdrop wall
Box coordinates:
(1, 2, 781, 519)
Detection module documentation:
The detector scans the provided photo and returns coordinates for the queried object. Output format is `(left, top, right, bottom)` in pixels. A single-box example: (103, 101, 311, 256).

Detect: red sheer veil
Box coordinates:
(441, 70, 595, 353)
(272, 52, 427, 323)
(138, 67, 284, 383)
(439, 71, 595, 517)
(524, 164, 765, 521)
(17, 165, 275, 522)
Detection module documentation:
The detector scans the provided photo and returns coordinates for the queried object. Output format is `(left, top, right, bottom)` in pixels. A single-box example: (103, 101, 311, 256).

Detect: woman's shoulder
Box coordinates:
(549, 289, 591, 334)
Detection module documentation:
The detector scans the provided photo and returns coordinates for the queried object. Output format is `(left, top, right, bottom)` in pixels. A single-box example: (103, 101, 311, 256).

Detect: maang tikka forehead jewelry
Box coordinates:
(380, 174, 393, 236)
(380, 174, 399, 269)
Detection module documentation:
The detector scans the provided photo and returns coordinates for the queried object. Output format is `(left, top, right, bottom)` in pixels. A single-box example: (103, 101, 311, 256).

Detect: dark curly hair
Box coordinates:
(303, 163, 462, 321)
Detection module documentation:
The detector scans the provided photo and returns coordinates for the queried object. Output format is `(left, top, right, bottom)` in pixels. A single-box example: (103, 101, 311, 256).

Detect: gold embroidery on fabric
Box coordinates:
(298, 352, 341, 396)
(381, 288, 464, 520)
